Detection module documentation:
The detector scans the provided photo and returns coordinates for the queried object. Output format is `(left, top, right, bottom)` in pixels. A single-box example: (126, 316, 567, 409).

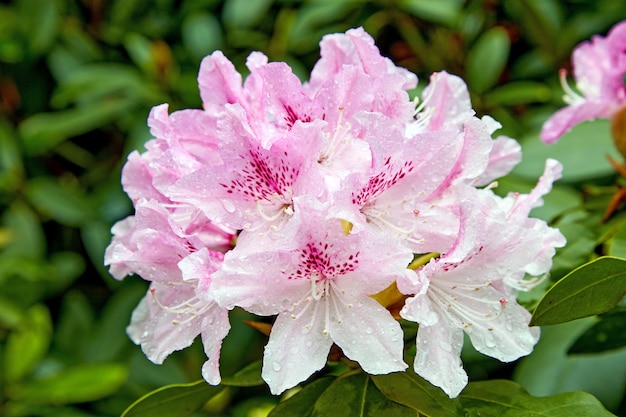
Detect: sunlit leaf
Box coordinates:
(531, 256, 626, 326)
(459, 380, 613, 417)
(121, 380, 223, 417)
(372, 370, 460, 417)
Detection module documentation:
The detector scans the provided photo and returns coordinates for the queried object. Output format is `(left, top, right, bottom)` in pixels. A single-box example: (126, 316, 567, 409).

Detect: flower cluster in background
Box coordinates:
(105, 28, 565, 398)
(540, 20, 626, 145)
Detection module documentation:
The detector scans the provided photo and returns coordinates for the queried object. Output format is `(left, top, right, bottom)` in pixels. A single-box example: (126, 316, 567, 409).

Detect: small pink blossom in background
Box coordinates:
(541, 20, 626, 144)
(105, 27, 565, 397)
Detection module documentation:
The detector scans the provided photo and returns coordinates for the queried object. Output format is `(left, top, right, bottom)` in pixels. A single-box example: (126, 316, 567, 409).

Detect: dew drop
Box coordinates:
(222, 200, 236, 213)
(272, 362, 282, 371)
(365, 327, 373, 334)
(484, 333, 496, 348)
(290, 346, 300, 355)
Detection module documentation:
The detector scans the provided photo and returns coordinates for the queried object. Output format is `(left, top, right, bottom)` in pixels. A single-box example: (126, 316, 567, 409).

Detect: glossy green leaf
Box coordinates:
(221, 360, 264, 387)
(3, 304, 52, 382)
(459, 380, 613, 417)
(312, 373, 418, 417)
(372, 370, 460, 417)
(11, 363, 128, 405)
(568, 310, 626, 354)
(466, 26, 510, 93)
(531, 256, 626, 326)
(268, 377, 334, 417)
(121, 380, 223, 417)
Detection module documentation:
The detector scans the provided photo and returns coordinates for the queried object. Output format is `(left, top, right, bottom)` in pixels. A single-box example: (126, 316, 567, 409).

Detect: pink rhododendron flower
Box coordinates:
(541, 20, 626, 143)
(397, 159, 566, 398)
(105, 199, 234, 384)
(211, 198, 411, 394)
(106, 26, 565, 398)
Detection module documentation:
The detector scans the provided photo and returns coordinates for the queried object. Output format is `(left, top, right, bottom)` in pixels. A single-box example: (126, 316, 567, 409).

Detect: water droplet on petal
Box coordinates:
(365, 327, 374, 334)
(290, 346, 300, 355)
(484, 333, 496, 348)
(222, 200, 236, 213)
(272, 362, 282, 371)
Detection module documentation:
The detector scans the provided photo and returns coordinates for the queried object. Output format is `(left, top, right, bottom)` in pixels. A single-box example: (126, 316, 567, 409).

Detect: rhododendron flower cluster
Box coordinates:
(541, 20, 626, 144)
(105, 27, 565, 398)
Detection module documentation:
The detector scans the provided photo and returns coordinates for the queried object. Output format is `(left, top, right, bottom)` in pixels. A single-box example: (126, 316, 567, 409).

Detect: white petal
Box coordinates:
(329, 295, 406, 374)
(262, 303, 333, 395)
(414, 324, 467, 398)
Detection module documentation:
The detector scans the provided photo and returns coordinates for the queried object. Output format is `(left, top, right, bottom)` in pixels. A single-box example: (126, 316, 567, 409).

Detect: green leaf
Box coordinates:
(459, 380, 613, 417)
(466, 26, 510, 93)
(221, 360, 264, 387)
(222, 0, 274, 28)
(568, 310, 626, 354)
(121, 380, 223, 417)
(19, 96, 137, 155)
(398, 0, 463, 26)
(483, 81, 552, 107)
(608, 221, 626, 258)
(312, 373, 418, 417)
(0, 120, 23, 194)
(531, 256, 626, 326)
(25, 177, 97, 227)
(182, 12, 223, 60)
(514, 318, 626, 410)
(1, 202, 46, 258)
(3, 304, 52, 382)
(513, 119, 621, 183)
(268, 377, 334, 417)
(10, 363, 128, 405)
(372, 370, 460, 417)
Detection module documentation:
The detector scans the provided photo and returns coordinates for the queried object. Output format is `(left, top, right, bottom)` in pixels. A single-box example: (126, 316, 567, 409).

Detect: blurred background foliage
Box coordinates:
(1, 0, 626, 416)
